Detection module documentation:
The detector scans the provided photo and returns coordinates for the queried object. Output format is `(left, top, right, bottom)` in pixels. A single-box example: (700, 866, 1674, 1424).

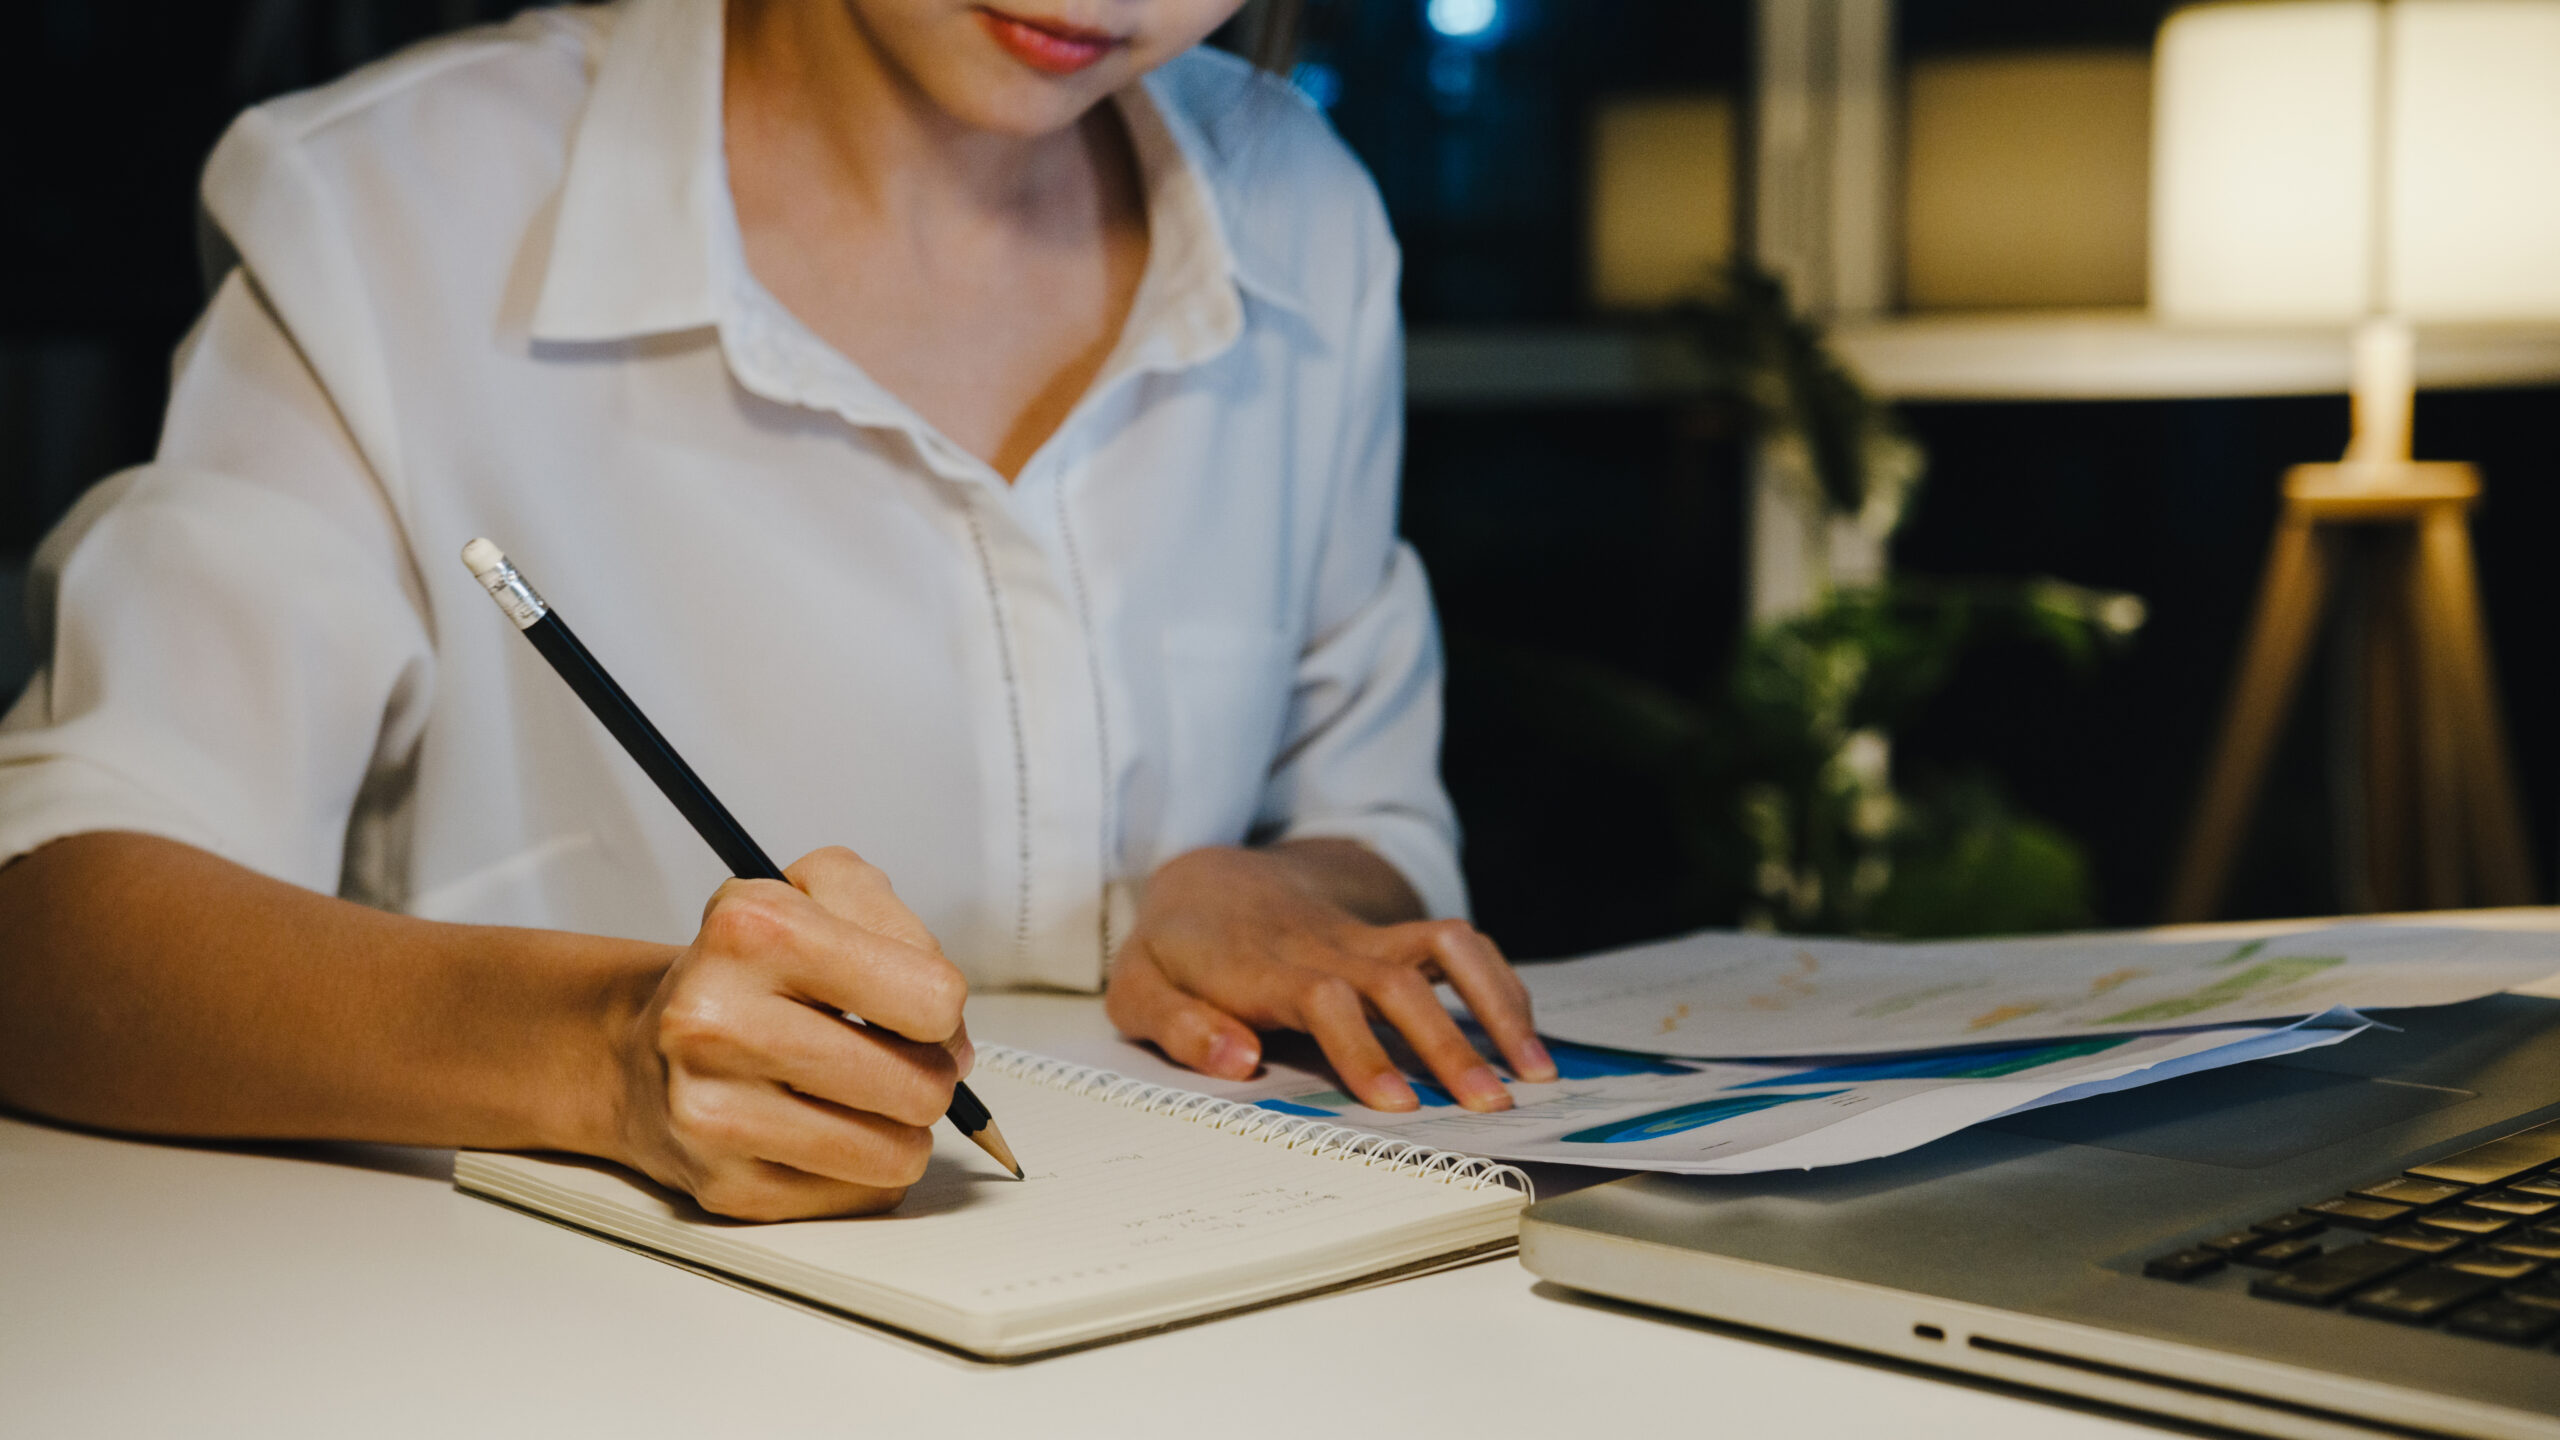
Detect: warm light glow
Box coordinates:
(1902, 50, 2153, 311)
(1586, 94, 1736, 310)
(2388, 2, 2560, 319)
(2154, 0, 2560, 324)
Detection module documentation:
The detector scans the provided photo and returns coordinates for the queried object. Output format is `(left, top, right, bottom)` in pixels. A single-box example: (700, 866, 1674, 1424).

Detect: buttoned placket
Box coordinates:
(696, 67, 1261, 986)
(716, 255, 1129, 986)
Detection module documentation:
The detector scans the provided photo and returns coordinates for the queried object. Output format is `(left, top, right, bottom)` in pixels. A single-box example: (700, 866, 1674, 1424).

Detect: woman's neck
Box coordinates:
(718, 0, 1152, 479)
(724, 0, 1096, 233)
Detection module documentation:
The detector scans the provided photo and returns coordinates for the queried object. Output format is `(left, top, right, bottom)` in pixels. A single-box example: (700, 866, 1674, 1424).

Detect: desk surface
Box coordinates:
(0, 988, 2400, 1440)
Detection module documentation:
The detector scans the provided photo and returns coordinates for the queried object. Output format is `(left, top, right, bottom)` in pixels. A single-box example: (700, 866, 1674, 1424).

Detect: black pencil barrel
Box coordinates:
(523, 612, 783, 882)
(520, 608, 996, 1142)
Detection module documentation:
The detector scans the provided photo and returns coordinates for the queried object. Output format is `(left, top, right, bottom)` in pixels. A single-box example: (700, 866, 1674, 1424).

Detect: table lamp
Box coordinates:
(2153, 0, 2560, 919)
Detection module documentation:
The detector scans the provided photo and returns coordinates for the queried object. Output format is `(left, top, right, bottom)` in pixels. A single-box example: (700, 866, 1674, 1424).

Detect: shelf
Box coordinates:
(1406, 312, 2560, 407)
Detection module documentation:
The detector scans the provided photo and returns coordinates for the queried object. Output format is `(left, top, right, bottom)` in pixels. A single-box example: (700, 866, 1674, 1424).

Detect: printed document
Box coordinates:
(1026, 1012, 2366, 1175)
(1518, 924, 2558, 1058)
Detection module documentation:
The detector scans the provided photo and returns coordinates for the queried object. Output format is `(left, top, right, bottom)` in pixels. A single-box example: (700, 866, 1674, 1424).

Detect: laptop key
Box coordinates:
(2201, 1230, 2268, 1257)
(2232, 1235, 2323, 1269)
(2414, 1206, 2519, 1238)
(2345, 1267, 2503, 1324)
(2250, 1211, 2328, 1239)
(2406, 1120, 2560, 1188)
(2352, 1175, 2472, 1209)
(2465, 1189, 2560, 1218)
(2251, 1244, 2423, 1305)
(2307, 1195, 2413, 1231)
(2489, 1228, 2560, 1260)
(2144, 1248, 2225, 1281)
(2374, 1229, 2468, 1257)
(2504, 1174, 2560, 1200)
(2446, 1250, 2546, 1282)
(2446, 1298, 2560, 1345)
(2505, 1275, 2560, 1310)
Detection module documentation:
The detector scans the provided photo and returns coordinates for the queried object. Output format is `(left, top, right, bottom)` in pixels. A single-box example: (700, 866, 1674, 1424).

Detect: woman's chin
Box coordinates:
(928, 70, 1126, 137)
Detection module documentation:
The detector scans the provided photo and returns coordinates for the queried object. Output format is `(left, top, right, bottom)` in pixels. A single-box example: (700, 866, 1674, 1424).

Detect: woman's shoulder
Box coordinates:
(203, 5, 608, 238)
(221, 4, 605, 152)
(1145, 48, 1397, 302)
(1148, 49, 1371, 194)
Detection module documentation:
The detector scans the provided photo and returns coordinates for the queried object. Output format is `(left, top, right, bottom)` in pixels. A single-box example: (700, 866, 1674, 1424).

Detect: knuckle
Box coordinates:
(1371, 966, 1434, 1004)
(1437, 921, 1489, 958)
(654, 992, 734, 1060)
(796, 844, 878, 883)
(686, 1168, 762, 1209)
(667, 1085, 746, 1150)
(700, 877, 742, 927)
(700, 889, 794, 955)
(688, 1173, 750, 1217)
(1302, 974, 1361, 1017)
(902, 959, 969, 1039)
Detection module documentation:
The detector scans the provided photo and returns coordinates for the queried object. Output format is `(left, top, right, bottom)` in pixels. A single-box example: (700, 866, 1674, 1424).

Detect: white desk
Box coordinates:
(0, 991, 2299, 1439)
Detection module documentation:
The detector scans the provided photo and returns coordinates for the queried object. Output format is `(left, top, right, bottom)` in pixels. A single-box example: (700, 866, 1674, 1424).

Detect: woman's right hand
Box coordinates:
(605, 846, 970, 1221)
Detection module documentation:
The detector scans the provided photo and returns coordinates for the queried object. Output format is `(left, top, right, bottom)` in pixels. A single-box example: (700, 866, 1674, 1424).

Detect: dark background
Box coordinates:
(4, 0, 2553, 957)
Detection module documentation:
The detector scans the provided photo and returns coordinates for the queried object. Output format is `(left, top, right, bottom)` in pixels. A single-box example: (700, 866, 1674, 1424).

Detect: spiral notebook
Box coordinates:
(453, 1047, 1530, 1359)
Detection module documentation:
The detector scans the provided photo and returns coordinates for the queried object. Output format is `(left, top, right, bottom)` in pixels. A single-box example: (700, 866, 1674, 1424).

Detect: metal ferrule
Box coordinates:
(474, 557, 549, 630)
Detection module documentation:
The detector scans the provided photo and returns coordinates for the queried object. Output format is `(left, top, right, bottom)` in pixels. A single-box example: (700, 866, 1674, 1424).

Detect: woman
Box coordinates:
(0, 0, 1553, 1221)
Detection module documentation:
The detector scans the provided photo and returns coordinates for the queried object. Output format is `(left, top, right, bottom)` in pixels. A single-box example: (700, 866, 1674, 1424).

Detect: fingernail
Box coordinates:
(1370, 1073, 1419, 1111)
(1205, 1032, 1260, 1079)
(1517, 1036, 1558, 1082)
(1456, 1065, 1512, 1111)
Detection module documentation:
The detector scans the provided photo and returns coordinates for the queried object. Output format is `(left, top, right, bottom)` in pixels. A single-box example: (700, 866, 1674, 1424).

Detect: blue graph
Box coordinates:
(1731, 1036, 2132, 1088)
(1561, 1089, 1850, 1144)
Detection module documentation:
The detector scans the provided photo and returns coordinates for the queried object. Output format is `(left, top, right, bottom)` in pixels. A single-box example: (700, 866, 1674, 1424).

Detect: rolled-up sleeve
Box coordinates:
(1255, 234, 1467, 921)
(0, 268, 432, 895)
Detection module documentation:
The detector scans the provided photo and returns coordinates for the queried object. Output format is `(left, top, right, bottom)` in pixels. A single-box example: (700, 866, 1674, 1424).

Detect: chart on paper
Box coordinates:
(1519, 923, 2560, 1058)
(1019, 1014, 2369, 1175)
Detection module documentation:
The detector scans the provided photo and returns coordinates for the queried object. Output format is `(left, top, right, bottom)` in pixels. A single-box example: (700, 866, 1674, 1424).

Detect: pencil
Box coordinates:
(459, 538, 1021, 1180)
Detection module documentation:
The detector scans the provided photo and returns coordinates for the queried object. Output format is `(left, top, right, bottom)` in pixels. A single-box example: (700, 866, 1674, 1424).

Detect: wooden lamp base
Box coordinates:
(2163, 459, 2536, 921)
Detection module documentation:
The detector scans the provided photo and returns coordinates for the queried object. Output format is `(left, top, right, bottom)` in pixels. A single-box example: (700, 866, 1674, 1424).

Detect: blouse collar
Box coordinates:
(527, 0, 1308, 400)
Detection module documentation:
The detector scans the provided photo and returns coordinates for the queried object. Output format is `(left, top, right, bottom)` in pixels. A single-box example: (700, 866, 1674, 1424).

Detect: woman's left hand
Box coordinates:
(1104, 843, 1557, 1112)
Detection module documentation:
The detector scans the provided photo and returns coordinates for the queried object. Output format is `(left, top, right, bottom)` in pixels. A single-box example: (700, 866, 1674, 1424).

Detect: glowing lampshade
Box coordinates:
(2153, 0, 2560, 325)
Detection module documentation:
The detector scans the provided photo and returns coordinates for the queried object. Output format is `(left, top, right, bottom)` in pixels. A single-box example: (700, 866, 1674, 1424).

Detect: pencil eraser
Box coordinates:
(460, 537, 507, 580)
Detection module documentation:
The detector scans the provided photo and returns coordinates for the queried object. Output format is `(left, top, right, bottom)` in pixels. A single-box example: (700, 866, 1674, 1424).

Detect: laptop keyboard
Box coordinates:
(2144, 1118, 2560, 1346)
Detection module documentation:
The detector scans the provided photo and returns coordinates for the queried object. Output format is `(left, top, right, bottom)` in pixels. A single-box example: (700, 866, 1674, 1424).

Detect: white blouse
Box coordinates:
(0, 0, 1462, 991)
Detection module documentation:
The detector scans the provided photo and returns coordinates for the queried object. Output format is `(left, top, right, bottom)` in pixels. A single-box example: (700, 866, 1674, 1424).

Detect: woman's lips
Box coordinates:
(976, 8, 1125, 75)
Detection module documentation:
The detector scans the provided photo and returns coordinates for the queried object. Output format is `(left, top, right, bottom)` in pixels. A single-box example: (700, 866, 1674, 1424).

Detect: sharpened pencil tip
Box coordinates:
(968, 1119, 1023, 1180)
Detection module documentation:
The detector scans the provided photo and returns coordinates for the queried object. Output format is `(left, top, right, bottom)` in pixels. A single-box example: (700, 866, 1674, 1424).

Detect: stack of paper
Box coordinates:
(1038, 923, 2560, 1177)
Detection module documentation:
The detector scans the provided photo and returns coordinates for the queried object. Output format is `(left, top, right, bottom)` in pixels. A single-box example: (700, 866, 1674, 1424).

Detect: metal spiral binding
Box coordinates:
(978, 1045, 1534, 1199)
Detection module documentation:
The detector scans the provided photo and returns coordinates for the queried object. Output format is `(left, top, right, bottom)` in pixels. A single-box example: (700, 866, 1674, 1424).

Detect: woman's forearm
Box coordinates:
(0, 831, 656, 1153)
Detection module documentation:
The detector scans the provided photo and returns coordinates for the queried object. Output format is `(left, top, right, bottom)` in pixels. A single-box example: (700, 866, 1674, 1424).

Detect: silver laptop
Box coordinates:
(1519, 994, 2560, 1439)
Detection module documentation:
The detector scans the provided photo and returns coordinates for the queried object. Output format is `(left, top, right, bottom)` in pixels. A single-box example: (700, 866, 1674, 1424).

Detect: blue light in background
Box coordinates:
(1425, 0, 1499, 40)
(1290, 59, 1342, 110)
(1427, 46, 1477, 105)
